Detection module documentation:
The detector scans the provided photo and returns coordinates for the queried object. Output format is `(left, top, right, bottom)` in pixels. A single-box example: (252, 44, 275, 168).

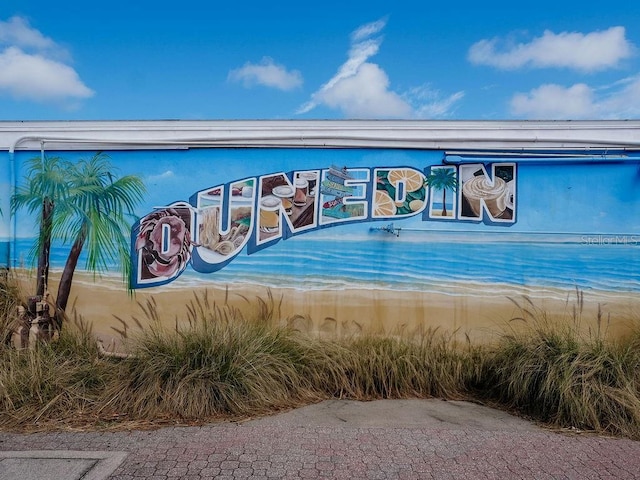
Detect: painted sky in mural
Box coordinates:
(8, 148, 640, 237)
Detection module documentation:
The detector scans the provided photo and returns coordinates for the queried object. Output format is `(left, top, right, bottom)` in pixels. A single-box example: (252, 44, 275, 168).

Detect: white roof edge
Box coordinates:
(1, 119, 640, 151)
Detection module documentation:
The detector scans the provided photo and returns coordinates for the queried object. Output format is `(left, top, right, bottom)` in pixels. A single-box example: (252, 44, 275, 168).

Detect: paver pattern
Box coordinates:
(2, 422, 640, 479)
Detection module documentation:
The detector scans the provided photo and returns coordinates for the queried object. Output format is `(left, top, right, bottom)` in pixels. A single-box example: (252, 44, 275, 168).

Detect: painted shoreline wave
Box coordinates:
(60, 269, 639, 306)
(16, 234, 640, 296)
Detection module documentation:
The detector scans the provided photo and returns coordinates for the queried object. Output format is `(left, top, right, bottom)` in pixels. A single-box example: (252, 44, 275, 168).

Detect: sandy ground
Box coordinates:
(12, 269, 640, 349)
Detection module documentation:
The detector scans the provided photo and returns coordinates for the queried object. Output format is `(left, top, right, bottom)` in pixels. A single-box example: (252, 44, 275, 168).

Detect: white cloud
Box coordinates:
(511, 84, 595, 118)
(298, 18, 462, 118)
(350, 17, 387, 43)
(404, 84, 465, 118)
(146, 170, 176, 183)
(0, 16, 57, 52)
(510, 75, 640, 119)
(0, 15, 92, 104)
(0, 47, 93, 101)
(228, 57, 302, 91)
(297, 18, 389, 115)
(469, 26, 634, 72)
(318, 63, 411, 118)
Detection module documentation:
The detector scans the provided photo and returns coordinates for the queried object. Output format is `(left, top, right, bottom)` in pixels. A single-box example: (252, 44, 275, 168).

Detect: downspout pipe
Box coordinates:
(8, 144, 16, 269)
(8, 136, 42, 269)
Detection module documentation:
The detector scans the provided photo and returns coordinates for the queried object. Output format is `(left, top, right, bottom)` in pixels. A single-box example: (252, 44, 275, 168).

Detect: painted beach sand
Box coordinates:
(28, 270, 640, 348)
(15, 232, 640, 347)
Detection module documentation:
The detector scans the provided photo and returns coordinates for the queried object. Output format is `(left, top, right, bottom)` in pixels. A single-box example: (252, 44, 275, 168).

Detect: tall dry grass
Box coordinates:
(0, 314, 112, 429)
(326, 330, 470, 400)
(102, 294, 324, 418)
(1, 284, 639, 439)
(103, 292, 469, 419)
(474, 294, 640, 438)
(0, 271, 23, 344)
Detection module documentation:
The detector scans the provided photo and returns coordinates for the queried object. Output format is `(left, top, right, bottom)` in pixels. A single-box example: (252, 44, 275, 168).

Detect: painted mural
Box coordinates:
(4, 148, 640, 341)
(131, 161, 516, 288)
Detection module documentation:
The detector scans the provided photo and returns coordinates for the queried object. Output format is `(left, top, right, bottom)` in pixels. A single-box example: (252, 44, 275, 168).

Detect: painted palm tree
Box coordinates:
(425, 167, 457, 217)
(11, 155, 72, 297)
(54, 153, 145, 319)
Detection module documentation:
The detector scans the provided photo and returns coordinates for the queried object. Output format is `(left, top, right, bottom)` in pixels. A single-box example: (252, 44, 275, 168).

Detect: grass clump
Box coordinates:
(0, 316, 111, 429)
(328, 330, 468, 400)
(94, 293, 473, 421)
(103, 294, 324, 419)
(475, 295, 640, 438)
(0, 272, 23, 343)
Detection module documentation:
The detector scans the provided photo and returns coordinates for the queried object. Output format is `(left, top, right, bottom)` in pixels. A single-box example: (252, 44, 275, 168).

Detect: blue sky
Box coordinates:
(9, 148, 639, 239)
(1, 0, 639, 120)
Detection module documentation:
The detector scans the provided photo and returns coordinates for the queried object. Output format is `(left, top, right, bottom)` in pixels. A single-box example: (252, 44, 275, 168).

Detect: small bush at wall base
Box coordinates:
(471, 297, 640, 439)
(0, 318, 112, 430)
(103, 317, 323, 418)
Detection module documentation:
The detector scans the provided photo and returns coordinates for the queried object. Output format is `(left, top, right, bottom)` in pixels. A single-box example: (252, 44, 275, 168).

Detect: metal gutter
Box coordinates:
(1, 120, 639, 152)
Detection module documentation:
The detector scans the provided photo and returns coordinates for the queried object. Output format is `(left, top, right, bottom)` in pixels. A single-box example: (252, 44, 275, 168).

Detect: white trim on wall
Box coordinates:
(1, 120, 640, 152)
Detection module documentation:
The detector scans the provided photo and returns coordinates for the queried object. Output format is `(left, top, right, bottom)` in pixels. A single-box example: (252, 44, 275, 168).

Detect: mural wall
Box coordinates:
(4, 147, 640, 340)
(132, 159, 516, 288)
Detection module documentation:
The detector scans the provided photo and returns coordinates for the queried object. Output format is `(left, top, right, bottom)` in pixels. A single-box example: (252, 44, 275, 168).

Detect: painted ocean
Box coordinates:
(13, 230, 640, 295)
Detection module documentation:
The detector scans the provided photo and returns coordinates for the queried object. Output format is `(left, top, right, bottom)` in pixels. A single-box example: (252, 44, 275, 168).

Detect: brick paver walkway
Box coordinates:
(2, 422, 640, 479)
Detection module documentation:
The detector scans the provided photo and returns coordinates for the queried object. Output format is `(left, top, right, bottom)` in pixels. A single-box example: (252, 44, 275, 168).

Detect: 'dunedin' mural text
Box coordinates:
(132, 162, 516, 287)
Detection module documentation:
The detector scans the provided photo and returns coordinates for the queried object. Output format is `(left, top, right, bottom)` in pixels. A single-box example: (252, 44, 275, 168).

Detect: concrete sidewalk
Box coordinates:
(1, 399, 639, 479)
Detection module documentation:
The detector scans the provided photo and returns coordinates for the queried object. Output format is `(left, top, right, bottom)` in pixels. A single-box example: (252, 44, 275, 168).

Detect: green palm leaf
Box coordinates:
(54, 153, 145, 315)
(12, 152, 146, 322)
(425, 167, 457, 217)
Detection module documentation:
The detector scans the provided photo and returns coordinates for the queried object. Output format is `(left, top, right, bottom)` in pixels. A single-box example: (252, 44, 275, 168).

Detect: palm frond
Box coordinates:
(425, 166, 458, 191)
(13, 151, 146, 315)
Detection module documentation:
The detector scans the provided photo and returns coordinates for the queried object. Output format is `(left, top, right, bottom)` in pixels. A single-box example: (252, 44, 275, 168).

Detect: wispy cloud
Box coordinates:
(297, 18, 391, 116)
(598, 75, 640, 118)
(298, 18, 462, 119)
(0, 15, 93, 103)
(510, 75, 640, 119)
(350, 17, 387, 43)
(146, 170, 176, 183)
(0, 15, 59, 53)
(403, 84, 465, 119)
(469, 26, 634, 72)
(228, 57, 302, 91)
